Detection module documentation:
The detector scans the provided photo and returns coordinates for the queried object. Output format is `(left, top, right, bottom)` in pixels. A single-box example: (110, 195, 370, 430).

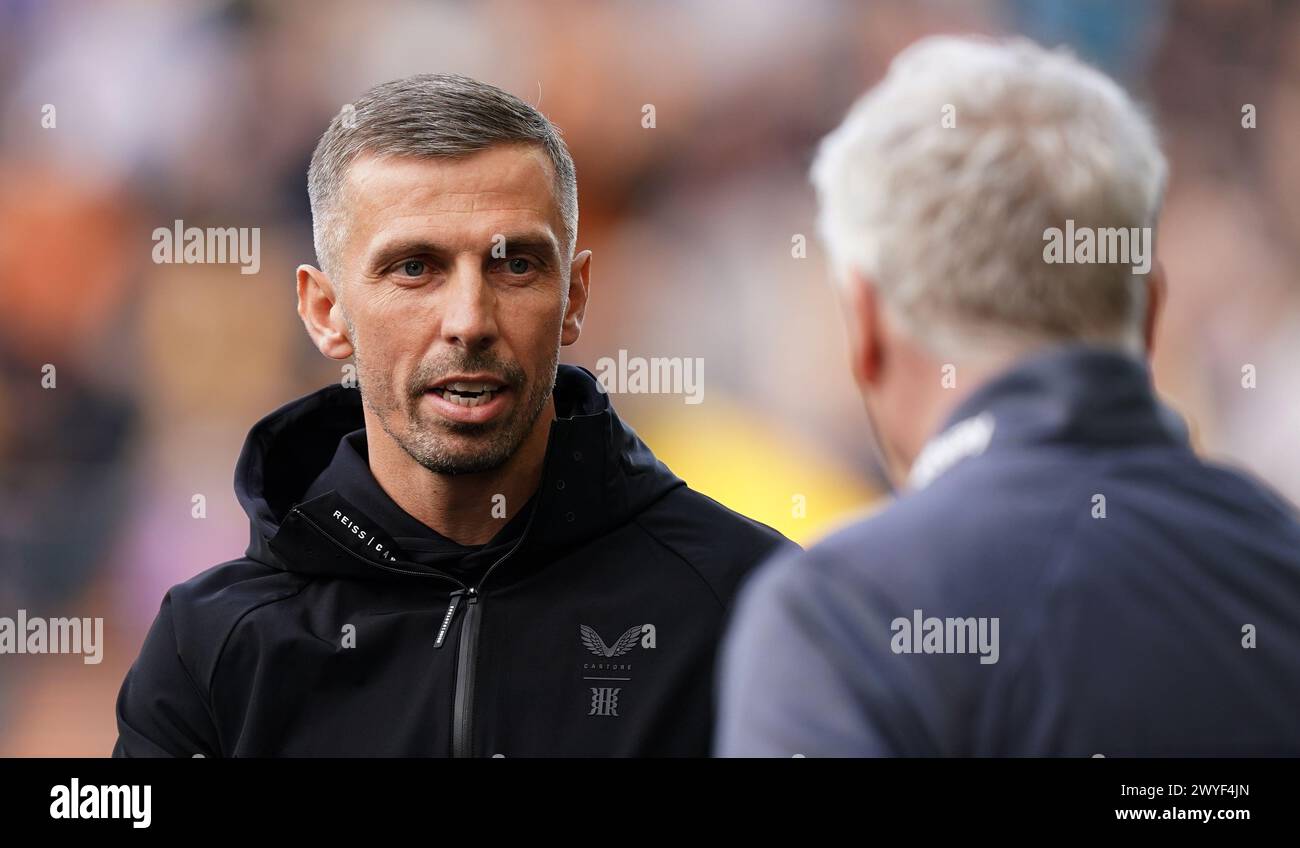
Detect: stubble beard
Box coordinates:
(352, 330, 559, 477)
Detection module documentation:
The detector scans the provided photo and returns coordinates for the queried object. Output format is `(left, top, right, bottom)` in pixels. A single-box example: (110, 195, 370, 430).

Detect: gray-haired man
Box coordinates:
(717, 37, 1300, 756)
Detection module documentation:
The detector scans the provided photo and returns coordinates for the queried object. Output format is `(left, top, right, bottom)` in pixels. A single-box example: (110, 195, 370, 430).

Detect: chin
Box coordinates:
(405, 428, 519, 476)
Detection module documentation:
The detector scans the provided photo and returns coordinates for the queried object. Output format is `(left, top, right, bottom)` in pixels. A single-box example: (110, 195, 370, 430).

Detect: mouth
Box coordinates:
(428, 379, 504, 408)
(423, 375, 511, 424)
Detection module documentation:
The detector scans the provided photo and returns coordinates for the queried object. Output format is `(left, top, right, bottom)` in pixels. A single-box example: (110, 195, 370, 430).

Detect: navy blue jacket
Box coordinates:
(717, 345, 1300, 756)
(114, 365, 792, 757)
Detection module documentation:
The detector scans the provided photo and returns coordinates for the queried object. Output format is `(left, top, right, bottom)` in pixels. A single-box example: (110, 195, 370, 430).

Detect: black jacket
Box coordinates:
(114, 365, 793, 757)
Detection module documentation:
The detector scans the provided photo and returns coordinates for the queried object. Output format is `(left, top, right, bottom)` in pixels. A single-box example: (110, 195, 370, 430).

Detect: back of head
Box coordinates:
(812, 36, 1168, 360)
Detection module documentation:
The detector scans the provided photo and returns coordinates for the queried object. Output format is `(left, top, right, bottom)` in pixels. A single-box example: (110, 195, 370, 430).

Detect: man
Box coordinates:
(717, 36, 1300, 756)
(114, 74, 792, 757)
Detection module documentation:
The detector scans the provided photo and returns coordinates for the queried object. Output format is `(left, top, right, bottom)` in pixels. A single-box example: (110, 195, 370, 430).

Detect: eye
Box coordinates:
(506, 257, 532, 274)
(400, 259, 426, 277)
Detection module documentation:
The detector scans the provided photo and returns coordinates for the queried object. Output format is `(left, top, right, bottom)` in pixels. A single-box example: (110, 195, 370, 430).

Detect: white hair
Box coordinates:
(812, 35, 1168, 358)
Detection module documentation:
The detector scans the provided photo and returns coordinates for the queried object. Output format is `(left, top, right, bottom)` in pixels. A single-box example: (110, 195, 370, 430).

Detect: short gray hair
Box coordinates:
(308, 73, 578, 276)
(812, 36, 1167, 357)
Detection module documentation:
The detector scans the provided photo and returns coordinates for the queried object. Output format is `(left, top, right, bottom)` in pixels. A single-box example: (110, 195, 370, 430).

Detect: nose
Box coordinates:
(439, 256, 499, 352)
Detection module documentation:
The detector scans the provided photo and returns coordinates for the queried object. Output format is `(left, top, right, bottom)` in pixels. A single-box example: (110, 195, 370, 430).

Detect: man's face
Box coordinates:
(327, 145, 583, 475)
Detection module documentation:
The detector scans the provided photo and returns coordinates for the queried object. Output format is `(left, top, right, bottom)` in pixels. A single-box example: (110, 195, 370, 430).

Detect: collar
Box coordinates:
(301, 429, 536, 563)
(908, 344, 1189, 491)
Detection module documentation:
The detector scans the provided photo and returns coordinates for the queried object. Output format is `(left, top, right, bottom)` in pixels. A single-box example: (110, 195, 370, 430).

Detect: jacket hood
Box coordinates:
(234, 365, 684, 581)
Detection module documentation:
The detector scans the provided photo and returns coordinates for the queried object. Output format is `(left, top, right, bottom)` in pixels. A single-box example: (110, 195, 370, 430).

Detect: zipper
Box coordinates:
(288, 506, 479, 753)
(451, 590, 481, 758)
(447, 443, 556, 758)
(435, 590, 465, 648)
(288, 500, 538, 758)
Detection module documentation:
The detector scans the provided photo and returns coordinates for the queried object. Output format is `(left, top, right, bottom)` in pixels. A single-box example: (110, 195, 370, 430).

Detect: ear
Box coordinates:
(297, 264, 354, 360)
(1141, 260, 1166, 356)
(560, 249, 592, 347)
(841, 271, 885, 390)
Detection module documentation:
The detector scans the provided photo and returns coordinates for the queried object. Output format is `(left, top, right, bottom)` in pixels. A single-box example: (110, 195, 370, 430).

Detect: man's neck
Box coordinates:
(890, 350, 1009, 485)
(364, 400, 556, 546)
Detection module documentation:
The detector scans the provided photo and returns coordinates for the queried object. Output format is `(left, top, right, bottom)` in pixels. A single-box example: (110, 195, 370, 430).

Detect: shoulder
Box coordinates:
(160, 558, 310, 690)
(633, 485, 799, 610)
(822, 453, 1093, 584)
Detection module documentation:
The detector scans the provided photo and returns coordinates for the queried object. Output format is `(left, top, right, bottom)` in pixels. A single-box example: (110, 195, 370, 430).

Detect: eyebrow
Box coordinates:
(365, 231, 562, 273)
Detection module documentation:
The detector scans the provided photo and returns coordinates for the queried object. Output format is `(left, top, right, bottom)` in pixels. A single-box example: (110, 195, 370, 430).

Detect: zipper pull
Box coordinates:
(435, 590, 466, 648)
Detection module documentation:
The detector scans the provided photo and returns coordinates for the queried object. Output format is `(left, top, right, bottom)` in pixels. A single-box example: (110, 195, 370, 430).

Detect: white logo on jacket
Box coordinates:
(580, 623, 656, 657)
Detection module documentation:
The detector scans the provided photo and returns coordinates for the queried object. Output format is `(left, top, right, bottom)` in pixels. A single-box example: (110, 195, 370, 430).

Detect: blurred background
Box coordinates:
(1, 0, 1297, 755)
